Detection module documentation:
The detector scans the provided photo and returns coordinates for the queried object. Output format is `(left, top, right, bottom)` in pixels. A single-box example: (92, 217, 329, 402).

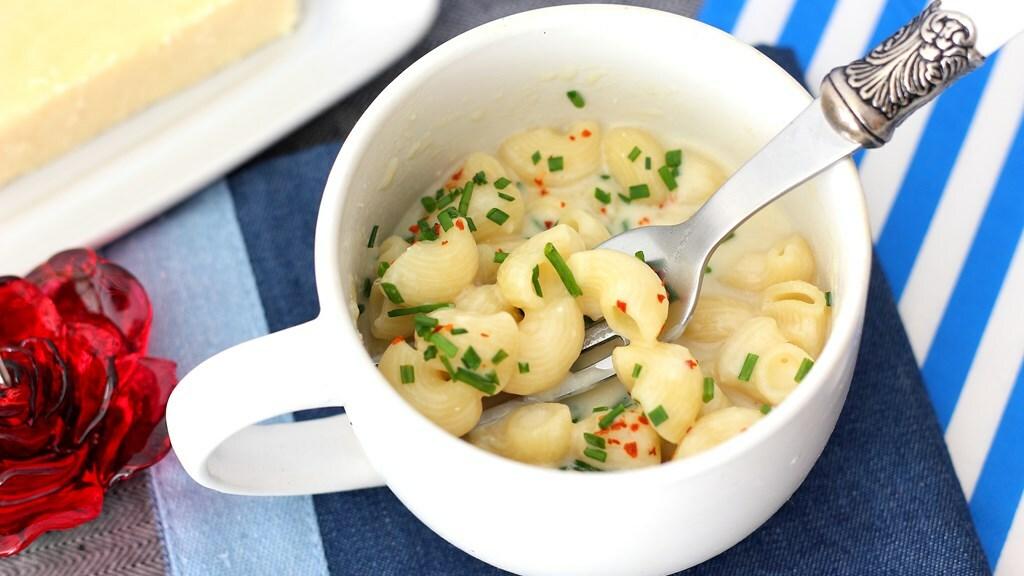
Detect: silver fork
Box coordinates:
(484, 0, 1007, 423)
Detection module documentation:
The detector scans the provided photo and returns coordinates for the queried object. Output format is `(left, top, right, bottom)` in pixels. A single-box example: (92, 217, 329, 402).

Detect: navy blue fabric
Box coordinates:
(225, 3, 989, 573)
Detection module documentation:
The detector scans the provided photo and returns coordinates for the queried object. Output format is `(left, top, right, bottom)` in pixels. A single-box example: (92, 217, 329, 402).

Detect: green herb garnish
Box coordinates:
(543, 243, 582, 297)
(647, 405, 669, 426)
(738, 353, 759, 382)
(825, 291, 833, 307)
(400, 365, 415, 384)
(658, 165, 678, 190)
(665, 149, 682, 167)
(492, 349, 508, 364)
(594, 187, 611, 204)
(466, 217, 477, 232)
(584, 432, 605, 449)
(454, 368, 498, 395)
(377, 261, 390, 278)
(566, 90, 586, 108)
(632, 363, 643, 378)
(548, 156, 564, 172)
(497, 192, 515, 202)
(531, 150, 542, 165)
(486, 208, 510, 225)
(760, 404, 772, 415)
(461, 346, 482, 370)
(583, 447, 607, 463)
(518, 362, 530, 374)
(598, 402, 627, 429)
(531, 265, 543, 297)
(423, 345, 438, 361)
(795, 357, 814, 382)
(493, 250, 508, 264)
(628, 146, 642, 162)
(367, 224, 379, 248)
(381, 282, 404, 304)
(421, 196, 437, 213)
(362, 278, 372, 298)
(635, 251, 645, 262)
(494, 177, 512, 190)
(430, 333, 458, 357)
(703, 377, 715, 403)
(473, 171, 487, 185)
(629, 184, 650, 200)
(450, 327, 468, 335)
(458, 181, 474, 216)
(388, 303, 452, 318)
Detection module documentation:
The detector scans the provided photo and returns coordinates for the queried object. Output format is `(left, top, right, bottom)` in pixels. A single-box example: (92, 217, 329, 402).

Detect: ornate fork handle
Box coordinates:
(821, 0, 985, 148)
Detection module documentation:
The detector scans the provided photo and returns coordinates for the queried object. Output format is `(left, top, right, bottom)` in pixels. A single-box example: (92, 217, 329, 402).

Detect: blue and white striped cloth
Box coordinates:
(701, 0, 1023, 572)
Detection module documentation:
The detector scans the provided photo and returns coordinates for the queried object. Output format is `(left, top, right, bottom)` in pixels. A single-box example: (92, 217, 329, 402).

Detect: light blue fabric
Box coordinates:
(105, 182, 330, 576)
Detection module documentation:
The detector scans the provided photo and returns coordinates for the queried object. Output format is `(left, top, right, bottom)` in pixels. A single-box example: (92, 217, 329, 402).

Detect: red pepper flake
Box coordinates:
(533, 177, 544, 186)
(638, 414, 649, 425)
(390, 336, 405, 346)
(480, 332, 490, 338)
(616, 300, 627, 313)
(658, 202, 665, 209)
(455, 219, 465, 230)
(611, 420, 627, 431)
(657, 293, 666, 303)
(451, 168, 464, 181)
(432, 323, 454, 334)
(630, 423, 639, 432)
(600, 207, 607, 215)
(607, 438, 621, 445)
(648, 447, 658, 456)
(540, 189, 549, 196)
(581, 129, 592, 138)
(544, 220, 554, 229)
(559, 201, 566, 208)
(441, 240, 449, 246)
(569, 135, 576, 141)
(596, 429, 609, 437)
(686, 426, 693, 434)
(686, 359, 698, 369)
(624, 442, 638, 458)
(433, 223, 441, 236)
(638, 217, 651, 226)
(409, 224, 420, 234)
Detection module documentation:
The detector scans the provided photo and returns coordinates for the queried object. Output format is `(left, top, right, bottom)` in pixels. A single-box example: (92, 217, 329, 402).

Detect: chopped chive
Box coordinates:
(439, 355, 456, 377)
(543, 243, 582, 297)
(600, 174, 611, 180)
(459, 181, 474, 216)
(628, 146, 642, 162)
(438, 208, 454, 231)
(435, 188, 445, 199)
(632, 363, 643, 378)
(367, 224, 379, 248)
(414, 314, 438, 337)
(738, 353, 759, 382)
(629, 184, 650, 200)
(548, 156, 564, 172)
(473, 171, 487, 185)
(362, 278, 372, 298)
(583, 432, 605, 449)
(389, 303, 452, 318)
(461, 346, 482, 370)
(621, 220, 630, 232)
(704, 265, 713, 274)
(795, 357, 814, 382)
(635, 250, 645, 262)
(497, 191, 515, 202)
(450, 327, 469, 335)
(381, 282, 404, 304)
(430, 333, 458, 357)
(583, 447, 607, 463)
(760, 404, 772, 415)
(592, 406, 609, 413)
(723, 231, 735, 242)
(566, 90, 586, 108)
(486, 208, 510, 225)
(618, 193, 632, 204)
(648, 405, 669, 426)
(703, 377, 715, 403)
(494, 176, 512, 190)
(423, 345, 438, 361)
(492, 349, 508, 364)
(454, 368, 498, 395)
(531, 150, 542, 165)
(493, 250, 508, 264)
(531, 265, 543, 297)
(573, 459, 603, 472)
(421, 196, 437, 213)
(825, 291, 833, 307)
(518, 361, 530, 374)
(437, 193, 456, 209)
(665, 149, 683, 167)
(594, 187, 611, 204)
(658, 165, 678, 190)
(399, 365, 415, 384)
(644, 156, 651, 170)
(598, 402, 627, 429)
(466, 217, 477, 232)
(417, 218, 436, 241)
(376, 261, 390, 278)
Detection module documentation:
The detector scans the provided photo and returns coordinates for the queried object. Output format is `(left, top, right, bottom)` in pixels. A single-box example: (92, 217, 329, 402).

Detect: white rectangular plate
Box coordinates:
(0, 0, 439, 275)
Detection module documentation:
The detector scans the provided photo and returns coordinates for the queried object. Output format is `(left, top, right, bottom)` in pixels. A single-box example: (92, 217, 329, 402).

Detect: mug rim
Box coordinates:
(313, 4, 871, 485)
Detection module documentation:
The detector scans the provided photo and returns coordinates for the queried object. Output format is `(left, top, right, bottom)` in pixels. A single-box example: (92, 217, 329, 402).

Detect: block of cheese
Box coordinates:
(0, 0, 298, 186)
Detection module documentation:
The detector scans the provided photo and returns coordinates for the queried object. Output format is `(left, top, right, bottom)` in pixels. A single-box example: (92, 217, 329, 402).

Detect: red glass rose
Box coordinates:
(0, 249, 176, 556)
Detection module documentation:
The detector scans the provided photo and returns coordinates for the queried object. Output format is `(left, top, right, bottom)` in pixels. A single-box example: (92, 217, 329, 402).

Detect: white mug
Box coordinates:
(167, 5, 871, 575)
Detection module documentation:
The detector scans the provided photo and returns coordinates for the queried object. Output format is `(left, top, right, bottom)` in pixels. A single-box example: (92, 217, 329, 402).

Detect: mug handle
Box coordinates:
(166, 319, 385, 495)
